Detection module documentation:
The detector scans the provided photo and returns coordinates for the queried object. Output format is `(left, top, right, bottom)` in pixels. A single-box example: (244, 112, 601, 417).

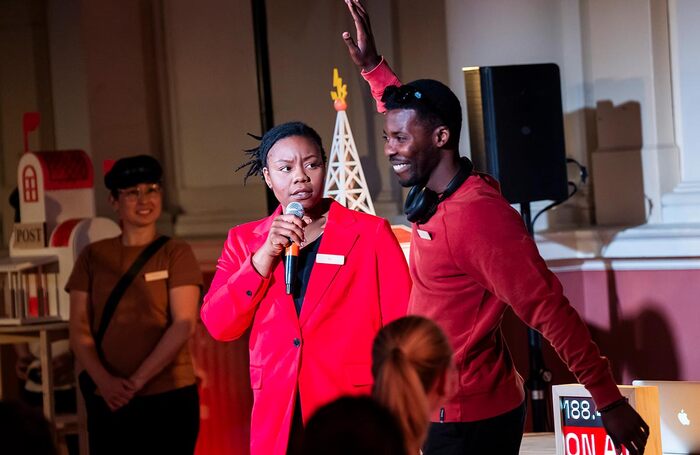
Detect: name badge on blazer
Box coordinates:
(316, 253, 345, 265)
(144, 270, 169, 281)
(416, 229, 432, 240)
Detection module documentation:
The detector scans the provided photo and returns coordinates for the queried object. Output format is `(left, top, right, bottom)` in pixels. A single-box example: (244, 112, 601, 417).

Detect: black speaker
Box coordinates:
(464, 63, 568, 204)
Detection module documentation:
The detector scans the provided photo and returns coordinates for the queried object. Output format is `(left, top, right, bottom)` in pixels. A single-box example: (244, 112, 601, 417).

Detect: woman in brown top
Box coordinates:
(67, 155, 202, 455)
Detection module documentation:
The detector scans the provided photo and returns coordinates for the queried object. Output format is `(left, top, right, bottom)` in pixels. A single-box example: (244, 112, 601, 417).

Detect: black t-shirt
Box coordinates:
(292, 235, 323, 316)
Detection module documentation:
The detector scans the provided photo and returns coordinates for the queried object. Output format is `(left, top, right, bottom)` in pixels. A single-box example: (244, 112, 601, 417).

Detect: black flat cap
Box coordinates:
(104, 155, 162, 191)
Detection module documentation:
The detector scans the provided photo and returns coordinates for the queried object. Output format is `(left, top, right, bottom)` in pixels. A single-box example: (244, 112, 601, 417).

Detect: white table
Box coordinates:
(520, 432, 556, 455)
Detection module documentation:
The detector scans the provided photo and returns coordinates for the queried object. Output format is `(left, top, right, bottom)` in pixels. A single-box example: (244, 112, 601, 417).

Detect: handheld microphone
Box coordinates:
(284, 202, 304, 295)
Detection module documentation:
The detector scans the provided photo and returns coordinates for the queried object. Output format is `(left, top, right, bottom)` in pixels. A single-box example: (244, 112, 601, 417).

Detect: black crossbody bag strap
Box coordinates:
(94, 235, 170, 356)
(79, 235, 170, 397)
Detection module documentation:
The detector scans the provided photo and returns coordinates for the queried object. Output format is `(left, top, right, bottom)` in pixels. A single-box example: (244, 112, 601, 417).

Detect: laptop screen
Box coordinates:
(632, 380, 700, 454)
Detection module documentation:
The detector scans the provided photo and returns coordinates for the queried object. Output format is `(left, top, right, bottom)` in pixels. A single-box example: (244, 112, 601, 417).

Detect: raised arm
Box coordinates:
(342, 0, 401, 112)
(341, 0, 381, 72)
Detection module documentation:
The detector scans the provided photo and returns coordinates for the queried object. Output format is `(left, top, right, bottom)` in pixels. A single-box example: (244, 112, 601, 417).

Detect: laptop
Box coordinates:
(632, 380, 700, 454)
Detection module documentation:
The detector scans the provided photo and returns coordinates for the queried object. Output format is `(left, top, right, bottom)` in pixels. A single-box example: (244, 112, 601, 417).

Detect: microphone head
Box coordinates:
(285, 201, 304, 218)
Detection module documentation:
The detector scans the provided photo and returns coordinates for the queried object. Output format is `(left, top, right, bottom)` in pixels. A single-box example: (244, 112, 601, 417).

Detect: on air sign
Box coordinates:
(563, 426, 629, 455)
(552, 384, 662, 455)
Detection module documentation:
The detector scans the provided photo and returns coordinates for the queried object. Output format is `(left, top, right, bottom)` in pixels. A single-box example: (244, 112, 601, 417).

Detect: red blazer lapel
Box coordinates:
(299, 201, 359, 327)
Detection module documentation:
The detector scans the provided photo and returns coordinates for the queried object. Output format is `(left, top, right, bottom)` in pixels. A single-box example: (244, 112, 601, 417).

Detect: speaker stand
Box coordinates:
(520, 202, 553, 432)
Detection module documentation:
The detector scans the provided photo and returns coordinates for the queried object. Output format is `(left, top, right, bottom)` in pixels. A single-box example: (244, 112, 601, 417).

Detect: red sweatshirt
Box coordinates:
(363, 59, 623, 422)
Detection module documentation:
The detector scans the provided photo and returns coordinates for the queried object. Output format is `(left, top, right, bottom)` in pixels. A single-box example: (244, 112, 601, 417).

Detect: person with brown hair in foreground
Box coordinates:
(372, 316, 453, 454)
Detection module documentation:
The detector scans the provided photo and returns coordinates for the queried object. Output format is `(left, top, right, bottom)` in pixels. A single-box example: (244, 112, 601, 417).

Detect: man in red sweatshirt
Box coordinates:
(341, 1, 649, 454)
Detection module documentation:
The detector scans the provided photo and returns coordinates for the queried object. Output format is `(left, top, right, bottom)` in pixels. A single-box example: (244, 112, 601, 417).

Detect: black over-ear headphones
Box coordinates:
(404, 157, 473, 224)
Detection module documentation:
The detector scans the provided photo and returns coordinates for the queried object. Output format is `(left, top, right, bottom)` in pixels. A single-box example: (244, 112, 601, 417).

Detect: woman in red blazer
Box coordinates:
(200, 122, 411, 455)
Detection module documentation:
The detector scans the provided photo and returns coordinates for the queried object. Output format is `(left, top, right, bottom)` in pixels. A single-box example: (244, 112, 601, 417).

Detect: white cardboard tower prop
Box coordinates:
(324, 68, 376, 215)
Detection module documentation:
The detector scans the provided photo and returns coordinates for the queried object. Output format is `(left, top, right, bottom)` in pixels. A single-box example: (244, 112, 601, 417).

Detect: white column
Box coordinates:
(662, 0, 700, 223)
(569, 0, 680, 224)
(46, 0, 91, 153)
(154, 0, 267, 237)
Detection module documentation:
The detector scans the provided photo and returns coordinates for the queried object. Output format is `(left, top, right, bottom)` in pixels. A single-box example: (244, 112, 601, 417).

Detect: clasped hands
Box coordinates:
(96, 373, 149, 412)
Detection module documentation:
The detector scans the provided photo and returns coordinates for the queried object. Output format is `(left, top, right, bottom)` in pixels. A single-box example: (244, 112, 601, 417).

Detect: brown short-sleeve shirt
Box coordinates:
(66, 236, 203, 396)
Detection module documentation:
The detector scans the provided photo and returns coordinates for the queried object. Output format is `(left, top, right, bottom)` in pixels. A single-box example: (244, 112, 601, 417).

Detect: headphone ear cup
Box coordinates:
(404, 185, 424, 222)
(403, 158, 473, 225)
(404, 185, 438, 224)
